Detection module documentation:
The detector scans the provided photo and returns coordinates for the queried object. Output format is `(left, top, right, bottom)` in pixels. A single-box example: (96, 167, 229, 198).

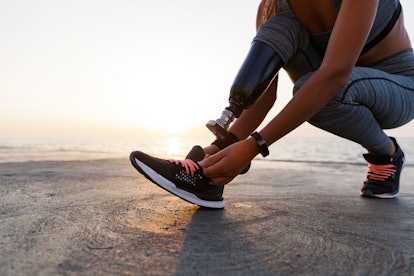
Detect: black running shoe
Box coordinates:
(130, 146, 224, 208)
(361, 137, 405, 198)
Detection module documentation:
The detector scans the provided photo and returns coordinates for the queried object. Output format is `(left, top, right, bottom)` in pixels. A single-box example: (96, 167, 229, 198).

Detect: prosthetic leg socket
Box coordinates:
(206, 41, 284, 140)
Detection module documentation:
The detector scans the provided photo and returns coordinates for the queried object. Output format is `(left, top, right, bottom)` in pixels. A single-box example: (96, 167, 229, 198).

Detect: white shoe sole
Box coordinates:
(134, 157, 225, 209)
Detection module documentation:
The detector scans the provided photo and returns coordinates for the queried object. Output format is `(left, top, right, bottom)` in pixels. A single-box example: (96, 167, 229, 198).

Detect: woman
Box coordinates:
(131, 0, 414, 209)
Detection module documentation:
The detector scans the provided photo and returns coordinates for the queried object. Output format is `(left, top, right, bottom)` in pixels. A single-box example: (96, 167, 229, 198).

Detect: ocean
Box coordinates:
(1, 135, 413, 166)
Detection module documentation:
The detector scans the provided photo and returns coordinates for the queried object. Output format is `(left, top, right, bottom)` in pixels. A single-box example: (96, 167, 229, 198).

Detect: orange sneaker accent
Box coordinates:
(366, 162, 397, 181)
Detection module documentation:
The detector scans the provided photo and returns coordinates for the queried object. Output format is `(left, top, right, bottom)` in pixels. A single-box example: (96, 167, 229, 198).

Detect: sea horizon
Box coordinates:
(1, 135, 413, 166)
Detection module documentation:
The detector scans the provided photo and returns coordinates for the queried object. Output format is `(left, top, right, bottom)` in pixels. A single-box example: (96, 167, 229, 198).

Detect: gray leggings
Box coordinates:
(255, 16, 414, 153)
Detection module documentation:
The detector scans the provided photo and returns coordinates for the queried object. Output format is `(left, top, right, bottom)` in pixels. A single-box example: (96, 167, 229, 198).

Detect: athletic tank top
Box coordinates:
(276, 0, 400, 55)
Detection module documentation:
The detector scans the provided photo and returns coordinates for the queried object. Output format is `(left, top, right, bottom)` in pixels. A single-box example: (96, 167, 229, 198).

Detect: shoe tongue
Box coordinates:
(185, 146, 206, 162)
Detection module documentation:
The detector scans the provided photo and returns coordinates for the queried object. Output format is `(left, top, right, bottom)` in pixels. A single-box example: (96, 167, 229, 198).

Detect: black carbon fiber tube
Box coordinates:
(227, 40, 283, 117)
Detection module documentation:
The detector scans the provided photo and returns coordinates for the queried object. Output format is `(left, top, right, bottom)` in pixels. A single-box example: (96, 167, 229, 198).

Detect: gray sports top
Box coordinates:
(277, 0, 400, 54)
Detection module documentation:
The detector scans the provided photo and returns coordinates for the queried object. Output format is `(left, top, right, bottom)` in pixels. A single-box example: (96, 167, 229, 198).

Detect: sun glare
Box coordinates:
(119, 58, 214, 135)
(166, 137, 182, 157)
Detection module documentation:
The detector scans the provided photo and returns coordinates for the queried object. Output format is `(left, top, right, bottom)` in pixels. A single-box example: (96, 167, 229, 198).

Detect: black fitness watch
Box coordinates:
(251, 131, 269, 157)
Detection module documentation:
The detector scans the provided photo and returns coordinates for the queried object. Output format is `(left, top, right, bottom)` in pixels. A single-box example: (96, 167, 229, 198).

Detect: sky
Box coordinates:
(1, 0, 414, 138)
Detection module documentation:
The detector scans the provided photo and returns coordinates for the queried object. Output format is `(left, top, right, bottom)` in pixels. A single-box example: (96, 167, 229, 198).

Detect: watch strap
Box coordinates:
(251, 131, 269, 157)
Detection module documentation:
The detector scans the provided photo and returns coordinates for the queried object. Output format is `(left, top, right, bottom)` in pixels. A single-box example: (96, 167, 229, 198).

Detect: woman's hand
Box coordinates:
(199, 138, 259, 185)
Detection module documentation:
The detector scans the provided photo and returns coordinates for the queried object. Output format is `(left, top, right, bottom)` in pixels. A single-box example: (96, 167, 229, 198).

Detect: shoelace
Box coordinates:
(169, 159, 200, 176)
(367, 162, 396, 181)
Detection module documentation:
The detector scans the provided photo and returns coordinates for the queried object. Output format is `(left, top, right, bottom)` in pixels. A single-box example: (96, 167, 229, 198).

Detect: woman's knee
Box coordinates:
(254, 15, 310, 64)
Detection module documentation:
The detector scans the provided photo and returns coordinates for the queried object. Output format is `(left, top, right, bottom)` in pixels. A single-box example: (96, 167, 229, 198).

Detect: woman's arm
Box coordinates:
(201, 0, 380, 185)
(259, 0, 379, 146)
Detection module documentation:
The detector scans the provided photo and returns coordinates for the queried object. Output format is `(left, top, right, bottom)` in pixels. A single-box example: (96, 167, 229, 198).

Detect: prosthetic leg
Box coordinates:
(206, 40, 284, 140)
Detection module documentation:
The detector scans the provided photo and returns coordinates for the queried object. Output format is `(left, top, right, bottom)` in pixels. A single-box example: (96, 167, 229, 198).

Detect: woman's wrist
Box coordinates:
(245, 136, 262, 158)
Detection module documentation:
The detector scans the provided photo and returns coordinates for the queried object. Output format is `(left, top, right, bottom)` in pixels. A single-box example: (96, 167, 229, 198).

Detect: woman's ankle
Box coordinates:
(367, 137, 396, 156)
(387, 138, 397, 155)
